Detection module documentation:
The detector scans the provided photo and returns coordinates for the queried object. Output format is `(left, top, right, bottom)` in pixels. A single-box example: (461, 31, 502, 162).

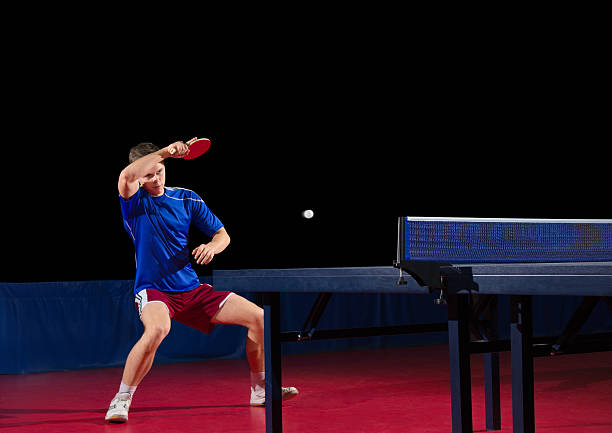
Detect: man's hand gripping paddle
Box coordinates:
(169, 137, 211, 159)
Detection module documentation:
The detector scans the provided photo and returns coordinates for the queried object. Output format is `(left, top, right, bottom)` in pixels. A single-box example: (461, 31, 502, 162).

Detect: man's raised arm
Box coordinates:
(118, 141, 189, 199)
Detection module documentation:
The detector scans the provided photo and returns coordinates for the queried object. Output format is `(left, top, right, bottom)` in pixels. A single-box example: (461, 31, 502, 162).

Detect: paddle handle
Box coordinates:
(168, 138, 198, 155)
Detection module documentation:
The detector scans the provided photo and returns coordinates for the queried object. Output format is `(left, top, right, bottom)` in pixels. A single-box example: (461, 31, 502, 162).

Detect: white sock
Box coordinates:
(250, 371, 265, 389)
(118, 382, 137, 399)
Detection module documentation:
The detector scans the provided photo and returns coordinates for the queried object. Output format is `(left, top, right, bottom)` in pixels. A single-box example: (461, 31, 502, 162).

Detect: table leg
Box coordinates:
(483, 295, 501, 430)
(263, 292, 282, 433)
(448, 293, 473, 433)
(510, 295, 535, 433)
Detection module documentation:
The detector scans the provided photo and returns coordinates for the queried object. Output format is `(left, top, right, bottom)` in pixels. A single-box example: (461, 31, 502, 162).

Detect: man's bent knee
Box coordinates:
(252, 308, 264, 332)
(140, 302, 171, 349)
(247, 308, 264, 342)
(143, 324, 170, 349)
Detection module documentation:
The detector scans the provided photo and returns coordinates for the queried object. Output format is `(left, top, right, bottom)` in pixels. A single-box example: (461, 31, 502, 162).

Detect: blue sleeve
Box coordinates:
(190, 191, 223, 237)
(119, 187, 142, 220)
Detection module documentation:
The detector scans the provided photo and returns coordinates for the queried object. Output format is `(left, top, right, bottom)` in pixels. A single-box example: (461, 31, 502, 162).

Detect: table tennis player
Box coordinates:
(105, 140, 298, 423)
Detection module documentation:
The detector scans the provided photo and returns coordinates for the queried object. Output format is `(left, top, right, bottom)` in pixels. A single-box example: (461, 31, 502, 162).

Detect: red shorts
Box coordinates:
(134, 284, 233, 334)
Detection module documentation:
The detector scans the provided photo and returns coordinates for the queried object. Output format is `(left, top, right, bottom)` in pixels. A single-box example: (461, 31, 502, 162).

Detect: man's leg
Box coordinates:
(122, 302, 172, 386)
(106, 302, 171, 423)
(212, 294, 264, 371)
(211, 294, 298, 406)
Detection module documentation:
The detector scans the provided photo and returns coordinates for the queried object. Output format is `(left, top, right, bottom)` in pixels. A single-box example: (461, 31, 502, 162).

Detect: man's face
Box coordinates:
(140, 163, 166, 197)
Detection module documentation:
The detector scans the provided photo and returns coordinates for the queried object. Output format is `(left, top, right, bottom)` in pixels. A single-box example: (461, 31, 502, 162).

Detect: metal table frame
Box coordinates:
(214, 263, 612, 433)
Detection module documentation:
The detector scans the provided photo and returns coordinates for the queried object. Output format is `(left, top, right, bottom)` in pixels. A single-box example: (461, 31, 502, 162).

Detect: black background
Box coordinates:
(2, 20, 608, 283)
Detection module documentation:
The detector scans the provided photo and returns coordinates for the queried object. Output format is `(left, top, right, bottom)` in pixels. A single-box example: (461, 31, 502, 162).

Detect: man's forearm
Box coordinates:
(209, 229, 230, 254)
(192, 228, 230, 265)
(120, 148, 171, 183)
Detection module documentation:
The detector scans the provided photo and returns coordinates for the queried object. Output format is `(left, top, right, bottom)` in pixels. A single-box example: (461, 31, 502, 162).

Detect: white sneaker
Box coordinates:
(250, 384, 299, 407)
(105, 393, 132, 423)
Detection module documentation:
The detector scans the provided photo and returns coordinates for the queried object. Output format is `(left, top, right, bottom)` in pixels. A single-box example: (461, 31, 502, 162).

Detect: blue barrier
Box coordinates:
(1, 278, 611, 374)
(0, 278, 245, 374)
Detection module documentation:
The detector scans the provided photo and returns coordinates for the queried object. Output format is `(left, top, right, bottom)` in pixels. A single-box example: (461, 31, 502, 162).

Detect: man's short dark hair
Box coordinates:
(129, 142, 160, 164)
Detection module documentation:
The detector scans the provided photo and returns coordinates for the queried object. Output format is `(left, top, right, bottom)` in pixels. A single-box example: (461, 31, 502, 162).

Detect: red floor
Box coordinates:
(1, 345, 611, 432)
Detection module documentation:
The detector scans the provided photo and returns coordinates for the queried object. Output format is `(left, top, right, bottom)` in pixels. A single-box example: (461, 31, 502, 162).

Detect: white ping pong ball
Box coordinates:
(302, 209, 314, 219)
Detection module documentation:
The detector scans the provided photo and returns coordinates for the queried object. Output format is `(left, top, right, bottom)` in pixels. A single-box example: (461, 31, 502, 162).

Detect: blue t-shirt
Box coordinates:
(120, 186, 223, 294)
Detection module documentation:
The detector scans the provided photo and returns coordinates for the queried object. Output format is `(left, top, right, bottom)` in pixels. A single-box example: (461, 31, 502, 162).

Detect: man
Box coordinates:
(105, 139, 298, 423)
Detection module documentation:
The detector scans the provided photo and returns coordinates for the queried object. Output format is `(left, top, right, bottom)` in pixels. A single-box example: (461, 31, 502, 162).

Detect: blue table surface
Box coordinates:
(213, 262, 612, 296)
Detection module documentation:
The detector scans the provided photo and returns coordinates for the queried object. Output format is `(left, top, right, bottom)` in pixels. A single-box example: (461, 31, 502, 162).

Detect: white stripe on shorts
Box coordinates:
(135, 289, 170, 318)
(219, 292, 234, 309)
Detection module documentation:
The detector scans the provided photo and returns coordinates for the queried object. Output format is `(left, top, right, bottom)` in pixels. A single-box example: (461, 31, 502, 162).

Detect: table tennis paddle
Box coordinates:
(169, 138, 211, 159)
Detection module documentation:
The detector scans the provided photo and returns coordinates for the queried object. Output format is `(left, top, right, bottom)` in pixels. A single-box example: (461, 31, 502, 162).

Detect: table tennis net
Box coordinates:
(402, 218, 612, 263)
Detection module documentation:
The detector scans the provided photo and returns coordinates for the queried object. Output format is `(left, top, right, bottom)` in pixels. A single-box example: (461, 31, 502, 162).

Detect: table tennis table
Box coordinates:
(213, 217, 612, 433)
